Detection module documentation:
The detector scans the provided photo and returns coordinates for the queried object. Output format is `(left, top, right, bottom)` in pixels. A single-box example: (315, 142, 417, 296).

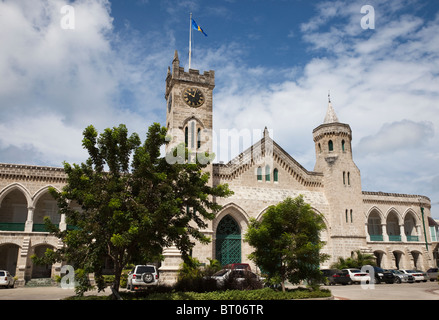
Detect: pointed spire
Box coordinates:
(173, 50, 179, 63)
(263, 126, 269, 139)
(323, 92, 339, 124)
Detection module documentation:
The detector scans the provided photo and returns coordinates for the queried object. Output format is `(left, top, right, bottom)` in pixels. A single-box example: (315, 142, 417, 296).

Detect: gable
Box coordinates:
(213, 135, 323, 189)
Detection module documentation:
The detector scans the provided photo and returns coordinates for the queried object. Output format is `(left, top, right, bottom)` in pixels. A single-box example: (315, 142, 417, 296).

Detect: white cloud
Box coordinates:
(0, 0, 173, 166)
(357, 120, 434, 155)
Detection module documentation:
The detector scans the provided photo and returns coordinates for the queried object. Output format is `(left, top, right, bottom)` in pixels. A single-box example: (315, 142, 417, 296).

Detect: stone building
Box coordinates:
(0, 51, 437, 285)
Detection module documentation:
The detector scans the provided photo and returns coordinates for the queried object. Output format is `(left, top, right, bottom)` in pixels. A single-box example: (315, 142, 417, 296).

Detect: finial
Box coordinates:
(263, 126, 269, 138)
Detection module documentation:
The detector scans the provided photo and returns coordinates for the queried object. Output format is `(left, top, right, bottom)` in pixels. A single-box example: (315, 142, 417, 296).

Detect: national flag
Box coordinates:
(192, 19, 208, 37)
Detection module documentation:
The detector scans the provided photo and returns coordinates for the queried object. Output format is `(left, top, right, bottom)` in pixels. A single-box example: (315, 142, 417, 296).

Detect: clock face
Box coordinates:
(183, 87, 205, 107)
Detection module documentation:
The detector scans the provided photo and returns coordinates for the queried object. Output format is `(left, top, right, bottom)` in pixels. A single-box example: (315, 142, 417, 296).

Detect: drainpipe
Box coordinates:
(419, 201, 429, 252)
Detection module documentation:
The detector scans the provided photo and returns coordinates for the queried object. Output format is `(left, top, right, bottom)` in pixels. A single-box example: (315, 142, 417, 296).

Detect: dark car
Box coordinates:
(321, 269, 351, 285)
(362, 265, 395, 284)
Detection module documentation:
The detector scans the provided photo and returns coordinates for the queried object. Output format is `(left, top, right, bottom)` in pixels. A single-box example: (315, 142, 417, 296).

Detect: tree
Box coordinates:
(36, 123, 232, 296)
(245, 195, 329, 291)
(331, 250, 376, 269)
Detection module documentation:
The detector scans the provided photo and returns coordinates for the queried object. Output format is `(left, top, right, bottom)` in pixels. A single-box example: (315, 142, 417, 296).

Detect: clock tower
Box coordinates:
(161, 51, 216, 284)
(165, 50, 215, 159)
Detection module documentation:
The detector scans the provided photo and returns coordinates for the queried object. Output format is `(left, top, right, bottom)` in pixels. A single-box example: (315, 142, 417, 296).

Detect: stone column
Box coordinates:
(24, 207, 34, 232)
(59, 213, 67, 231)
(382, 224, 388, 242)
(159, 246, 182, 286)
(400, 224, 407, 242)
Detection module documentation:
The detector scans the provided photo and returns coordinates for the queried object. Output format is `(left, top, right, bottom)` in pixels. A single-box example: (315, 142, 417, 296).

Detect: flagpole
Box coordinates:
(189, 12, 192, 70)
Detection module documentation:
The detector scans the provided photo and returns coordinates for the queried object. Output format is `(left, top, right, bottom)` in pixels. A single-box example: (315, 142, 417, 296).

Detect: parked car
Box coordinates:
(224, 263, 251, 271)
(362, 265, 395, 284)
(426, 268, 438, 281)
(211, 268, 264, 288)
(399, 269, 426, 283)
(126, 265, 159, 290)
(414, 270, 428, 282)
(321, 269, 351, 285)
(386, 269, 414, 283)
(0, 270, 15, 288)
(342, 268, 371, 284)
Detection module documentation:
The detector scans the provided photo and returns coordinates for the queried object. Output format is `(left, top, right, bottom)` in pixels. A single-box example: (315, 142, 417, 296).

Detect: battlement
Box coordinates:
(312, 122, 352, 142)
(165, 50, 215, 99)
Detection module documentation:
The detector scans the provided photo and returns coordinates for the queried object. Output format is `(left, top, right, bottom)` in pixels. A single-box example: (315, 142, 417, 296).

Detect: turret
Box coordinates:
(312, 96, 363, 240)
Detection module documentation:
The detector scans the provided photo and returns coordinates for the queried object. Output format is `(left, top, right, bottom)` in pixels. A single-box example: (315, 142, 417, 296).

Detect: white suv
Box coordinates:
(127, 265, 159, 290)
(0, 270, 15, 288)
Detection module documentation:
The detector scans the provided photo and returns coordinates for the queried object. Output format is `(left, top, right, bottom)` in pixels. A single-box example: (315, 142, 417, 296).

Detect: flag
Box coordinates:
(192, 18, 208, 37)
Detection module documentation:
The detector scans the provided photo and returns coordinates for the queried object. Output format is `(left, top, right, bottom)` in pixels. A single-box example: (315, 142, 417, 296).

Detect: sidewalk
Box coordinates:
(0, 286, 111, 300)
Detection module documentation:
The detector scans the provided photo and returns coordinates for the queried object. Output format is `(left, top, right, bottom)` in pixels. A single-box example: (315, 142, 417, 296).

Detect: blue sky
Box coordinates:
(0, 0, 438, 217)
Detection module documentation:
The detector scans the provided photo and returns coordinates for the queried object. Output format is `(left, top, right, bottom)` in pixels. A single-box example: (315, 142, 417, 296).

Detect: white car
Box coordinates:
(342, 268, 371, 284)
(399, 270, 426, 283)
(0, 270, 15, 288)
(126, 265, 159, 290)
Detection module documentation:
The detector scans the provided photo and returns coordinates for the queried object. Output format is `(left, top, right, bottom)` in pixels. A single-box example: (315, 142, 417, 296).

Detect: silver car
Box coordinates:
(0, 270, 15, 288)
(386, 269, 414, 283)
(426, 268, 438, 281)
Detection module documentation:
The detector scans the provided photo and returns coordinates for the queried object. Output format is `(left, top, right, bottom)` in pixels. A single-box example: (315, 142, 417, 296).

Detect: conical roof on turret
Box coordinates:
(323, 94, 339, 124)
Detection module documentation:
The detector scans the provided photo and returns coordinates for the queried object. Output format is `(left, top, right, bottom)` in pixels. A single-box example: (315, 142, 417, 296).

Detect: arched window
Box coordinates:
(328, 140, 333, 152)
(257, 167, 262, 181)
(318, 143, 322, 153)
(273, 168, 279, 182)
(197, 128, 201, 149)
(184, 127, 188, 146)
(347, 172, 350, 185)
(343, 171, 346, 185)
(342, 140, 345, 152)
(265, 165, 270, 181)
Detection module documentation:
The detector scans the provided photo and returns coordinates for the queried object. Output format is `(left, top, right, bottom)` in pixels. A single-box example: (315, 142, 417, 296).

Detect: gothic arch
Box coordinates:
(402, 208, 420, 222)
(365, 206, 385, 221)
(0, 183, 32, 207)
(214, 203, 250, 232)
(181, 116, 206, 130)
(32, 185, 61, 205)
(385, 207, 402, 223)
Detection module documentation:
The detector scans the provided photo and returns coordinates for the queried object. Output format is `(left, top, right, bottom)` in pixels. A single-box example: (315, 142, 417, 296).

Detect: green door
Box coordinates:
(215, 215, 241, 266)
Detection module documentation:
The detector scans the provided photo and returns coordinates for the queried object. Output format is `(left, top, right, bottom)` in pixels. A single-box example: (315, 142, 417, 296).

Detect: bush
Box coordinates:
(175, 257, 221, 292)
(139, 287, 331, 300)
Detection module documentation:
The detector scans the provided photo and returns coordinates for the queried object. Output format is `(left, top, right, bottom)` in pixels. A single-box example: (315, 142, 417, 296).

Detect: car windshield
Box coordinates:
(213, 269, 229, 277)
(392, 270, 402, 274)
(350, 269, 362, 273)
(405, 270, 416, 273)
(136, 266, 155, 274)
(0, 271, 5, 276)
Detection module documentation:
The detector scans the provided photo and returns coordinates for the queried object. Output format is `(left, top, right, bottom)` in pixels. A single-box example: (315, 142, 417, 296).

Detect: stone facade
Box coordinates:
(0, 51, 437, 286)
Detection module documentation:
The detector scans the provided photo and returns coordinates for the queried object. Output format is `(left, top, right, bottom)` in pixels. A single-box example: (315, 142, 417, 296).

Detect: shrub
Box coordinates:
(175, 257, 221, 292)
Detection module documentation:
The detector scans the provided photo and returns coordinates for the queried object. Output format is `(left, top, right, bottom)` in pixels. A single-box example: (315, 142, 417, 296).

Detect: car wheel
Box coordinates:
(395, 277, 401, 284)
(142, 272, 154, 283)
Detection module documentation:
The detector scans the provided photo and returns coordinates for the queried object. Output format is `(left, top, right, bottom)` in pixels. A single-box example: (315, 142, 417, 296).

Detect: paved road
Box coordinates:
(322, 280, 439, 300)
(0, 286, 109, 300)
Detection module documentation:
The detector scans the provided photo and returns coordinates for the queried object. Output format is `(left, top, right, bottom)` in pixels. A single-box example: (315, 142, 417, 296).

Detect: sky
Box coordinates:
(0, 0, 438, 218)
